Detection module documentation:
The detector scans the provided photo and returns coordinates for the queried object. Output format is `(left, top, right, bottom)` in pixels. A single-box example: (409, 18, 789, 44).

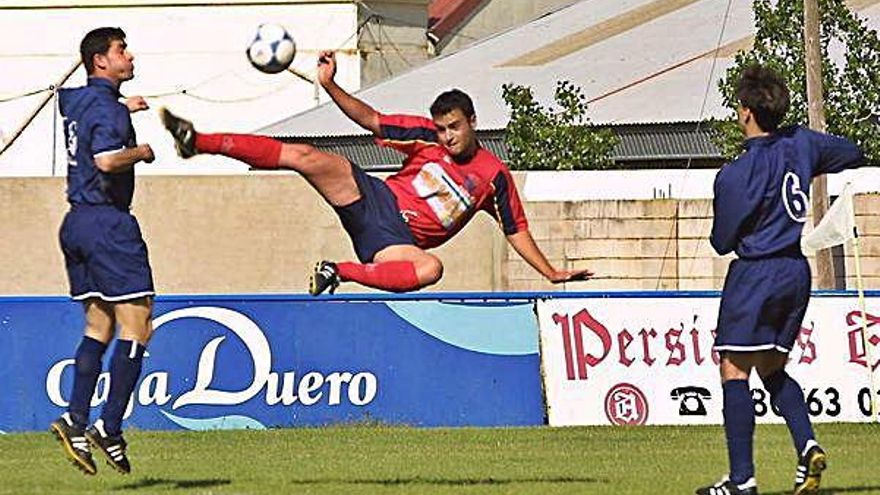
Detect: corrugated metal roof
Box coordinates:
(278, 121, 723, 171)
(613, 122, 721, 161)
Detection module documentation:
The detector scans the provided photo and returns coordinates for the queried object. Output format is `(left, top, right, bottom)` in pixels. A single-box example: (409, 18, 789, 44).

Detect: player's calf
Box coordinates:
(85, 419, 131, 474)
(49, 413, 97, 475)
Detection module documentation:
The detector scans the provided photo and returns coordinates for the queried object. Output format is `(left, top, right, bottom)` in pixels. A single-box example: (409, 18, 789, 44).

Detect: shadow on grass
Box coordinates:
(764, 487, 880, 495)
(117, 477, 231, 490)
(288, 476, 603, 487)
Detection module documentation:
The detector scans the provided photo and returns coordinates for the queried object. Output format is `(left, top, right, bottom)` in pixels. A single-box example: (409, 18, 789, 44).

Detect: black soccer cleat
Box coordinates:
(85, 419, 131, 474)
(159, 107, 198, 158)
(49, 413, 97, 475)
(793, 443, 827, 495)
(310, 261, 340, 296)
(695, 476, 758, 495)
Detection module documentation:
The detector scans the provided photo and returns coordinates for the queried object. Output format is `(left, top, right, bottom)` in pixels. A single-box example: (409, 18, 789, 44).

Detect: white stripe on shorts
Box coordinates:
(714, 343, 790, 353)
(72, 290, 154, 302)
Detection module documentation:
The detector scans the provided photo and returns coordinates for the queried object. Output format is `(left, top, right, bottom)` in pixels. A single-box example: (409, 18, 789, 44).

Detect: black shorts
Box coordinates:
(60, 205, 154, 301)
(715, 256, 811, 353)
(334, 162, 416, 263)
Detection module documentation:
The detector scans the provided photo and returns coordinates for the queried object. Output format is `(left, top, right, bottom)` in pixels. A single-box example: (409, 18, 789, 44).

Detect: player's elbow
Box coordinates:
(93, 155, 114, 173)
(363, 111, 381, 136)
(709, 235, 733, 256)
(415, 257, 444, 289)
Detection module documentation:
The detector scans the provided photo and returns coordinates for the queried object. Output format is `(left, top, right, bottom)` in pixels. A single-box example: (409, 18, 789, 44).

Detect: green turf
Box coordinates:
(0, 423, 878, 494)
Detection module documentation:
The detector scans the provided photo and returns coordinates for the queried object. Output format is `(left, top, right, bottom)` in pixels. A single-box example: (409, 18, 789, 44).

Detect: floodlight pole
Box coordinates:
(804, 0, 835, 288)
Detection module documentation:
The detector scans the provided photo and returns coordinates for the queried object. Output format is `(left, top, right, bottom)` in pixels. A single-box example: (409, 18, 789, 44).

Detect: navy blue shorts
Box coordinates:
(715, 256, 811, 353)
(334, 162, 415, 263)
(60, 205, 154, 301)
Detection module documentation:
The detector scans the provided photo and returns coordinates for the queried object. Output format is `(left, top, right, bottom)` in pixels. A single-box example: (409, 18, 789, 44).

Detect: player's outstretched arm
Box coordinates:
(806, 127, 866, 175)
(317, 51, 381, 135)
(506, 230, 593, 284)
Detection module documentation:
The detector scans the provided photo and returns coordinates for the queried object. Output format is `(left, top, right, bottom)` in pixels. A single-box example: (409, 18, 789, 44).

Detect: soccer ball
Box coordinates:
(246, 23, 296, 74)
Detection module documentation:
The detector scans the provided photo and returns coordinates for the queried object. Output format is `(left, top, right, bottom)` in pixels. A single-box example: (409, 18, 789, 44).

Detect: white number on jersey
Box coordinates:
(782, 171, 808, 223)
(65, 119, 78, 167)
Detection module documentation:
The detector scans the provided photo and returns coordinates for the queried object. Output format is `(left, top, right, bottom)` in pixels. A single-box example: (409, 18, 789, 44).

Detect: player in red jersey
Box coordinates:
(161, 51, 592, 294)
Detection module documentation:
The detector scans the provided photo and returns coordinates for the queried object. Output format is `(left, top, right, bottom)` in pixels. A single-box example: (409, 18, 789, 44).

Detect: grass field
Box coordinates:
(1, 423, 878, 494)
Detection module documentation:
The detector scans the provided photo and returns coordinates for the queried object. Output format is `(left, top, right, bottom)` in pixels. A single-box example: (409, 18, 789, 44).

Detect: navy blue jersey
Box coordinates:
(58, 77, 136, 209)
(711, 126, 865, 258)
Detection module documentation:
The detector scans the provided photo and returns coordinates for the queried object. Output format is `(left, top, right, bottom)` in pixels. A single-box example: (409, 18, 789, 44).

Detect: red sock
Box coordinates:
(336, 261, 421, 292)
(195, 133, 282, 169)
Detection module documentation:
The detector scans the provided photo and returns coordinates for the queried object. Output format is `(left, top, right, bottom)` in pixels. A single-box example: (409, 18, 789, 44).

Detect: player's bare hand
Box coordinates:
(125, 96, 149, 113)
(139, 144, 155, 163)
(548, 268, 593, 283)
(317, 50, 337, 87)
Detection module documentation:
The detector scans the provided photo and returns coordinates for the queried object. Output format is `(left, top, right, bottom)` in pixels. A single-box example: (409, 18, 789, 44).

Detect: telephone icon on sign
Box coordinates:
(671, 386, 711, 416)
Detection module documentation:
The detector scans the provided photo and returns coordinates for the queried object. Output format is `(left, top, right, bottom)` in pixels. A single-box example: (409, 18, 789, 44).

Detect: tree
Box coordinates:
(501, 80, 619, 170)
(714, 0, 880, 162)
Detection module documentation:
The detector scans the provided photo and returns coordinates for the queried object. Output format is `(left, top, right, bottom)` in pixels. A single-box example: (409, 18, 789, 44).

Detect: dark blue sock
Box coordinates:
(68, 336, 107, 427)
(763, 370, 815, 455)
(723, 379, 755, 484)
(100, 340, 145, 436)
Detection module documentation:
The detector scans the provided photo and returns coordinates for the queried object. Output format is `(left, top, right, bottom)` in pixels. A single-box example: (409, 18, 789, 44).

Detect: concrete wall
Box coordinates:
(2, 175, 878, 295)
(515, 195, 880, 292)
(0, 175, 501, 295)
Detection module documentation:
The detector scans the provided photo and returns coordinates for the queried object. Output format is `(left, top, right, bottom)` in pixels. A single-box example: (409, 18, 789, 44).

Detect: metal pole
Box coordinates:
(52, 88, 58, 176)
(804, 0, 835, 288)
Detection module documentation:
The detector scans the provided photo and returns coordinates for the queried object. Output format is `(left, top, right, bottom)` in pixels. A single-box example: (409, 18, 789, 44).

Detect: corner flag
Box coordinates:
(802, 182, 855, 252)
(802, 183, 878, 422)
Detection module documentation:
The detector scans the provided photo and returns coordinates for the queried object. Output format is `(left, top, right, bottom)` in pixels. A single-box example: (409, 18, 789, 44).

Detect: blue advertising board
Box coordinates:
(0, 295, 544, 433)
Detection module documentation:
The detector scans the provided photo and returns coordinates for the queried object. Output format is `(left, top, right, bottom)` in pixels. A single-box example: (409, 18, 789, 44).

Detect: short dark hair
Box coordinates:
(430, 89, 475, 119)
(735, 64, 790, 132)
(80, 27, 126, 75)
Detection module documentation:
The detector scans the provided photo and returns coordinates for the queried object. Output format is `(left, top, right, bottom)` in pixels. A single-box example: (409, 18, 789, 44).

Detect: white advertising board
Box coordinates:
(537, 295, 880, 426)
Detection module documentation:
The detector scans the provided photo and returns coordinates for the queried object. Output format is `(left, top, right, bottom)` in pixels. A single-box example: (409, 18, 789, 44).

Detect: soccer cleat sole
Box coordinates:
(49, 423, 97, 476)
(158, 107, 197, 159)
(794, 451, 827, 495)
(85, 431, 131, 475)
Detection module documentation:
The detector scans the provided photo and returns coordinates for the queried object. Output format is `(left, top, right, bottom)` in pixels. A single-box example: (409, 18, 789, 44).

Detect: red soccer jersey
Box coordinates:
(377, 113, 529, 249)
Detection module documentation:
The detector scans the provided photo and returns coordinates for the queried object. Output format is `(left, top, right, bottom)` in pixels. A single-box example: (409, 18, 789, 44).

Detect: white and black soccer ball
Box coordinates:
(246, 23, 296, 74)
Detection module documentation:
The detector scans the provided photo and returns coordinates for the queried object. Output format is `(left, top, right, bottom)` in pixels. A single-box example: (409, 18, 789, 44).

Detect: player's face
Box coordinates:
(433, 108, 477, 161)
(96, 39, 135, 83)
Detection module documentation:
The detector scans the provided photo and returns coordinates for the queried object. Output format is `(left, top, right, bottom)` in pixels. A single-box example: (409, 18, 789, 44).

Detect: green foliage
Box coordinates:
(714, 0, 880, 162)
(502, 80, 619, 170)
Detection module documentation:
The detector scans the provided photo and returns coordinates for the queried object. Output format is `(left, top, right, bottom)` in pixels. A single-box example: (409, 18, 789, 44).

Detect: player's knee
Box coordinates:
(417, 257, 443, 286)
(119, 324, 153, 345)
(755, 353, 786, 380)
(84, 324, 114, 343)
(281, 143, 321, 170)
(758, 367, 786, 387)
